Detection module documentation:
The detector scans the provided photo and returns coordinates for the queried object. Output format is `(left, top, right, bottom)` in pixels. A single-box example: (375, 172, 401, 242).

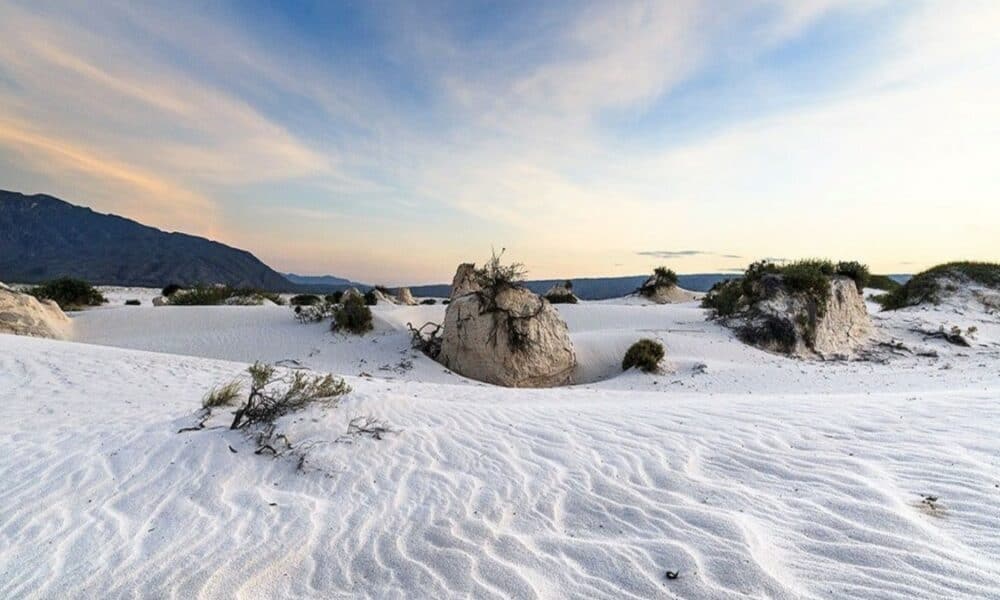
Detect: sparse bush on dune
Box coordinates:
(332, 295, 374, 334)
(161, 283, 184, 297)
(875, 261, 1000, 310)
(290, 294, 321, 306)
(202, 380, 243, 408)
(28, 277, 106, 309)
(702, 279, 743, 316)
(364, 290, 378, 306)
(169, 285, 284, 306)
(230, 362, 350, 430)
(325, 291, 344, 304)
(420, 298, 437, 305)
(622, 339, 665, 373)
(125, 299, 141, 306)
(473, 249, 527, 302)
(639, 267, 678, 298)
(834, 261, 871, 293)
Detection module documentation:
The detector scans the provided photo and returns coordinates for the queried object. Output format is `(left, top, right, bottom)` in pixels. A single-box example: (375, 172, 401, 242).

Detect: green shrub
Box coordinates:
(363, 290, 378, 306)
(653, 267, 678, 287)
(29, 278, 106, 309)
(701, 279, 743, 316)
(739, 316, 798, 354)
(546, 292, 578, 304)
(876, 261, 1000, 310)
(622, 339, 665, 373)
(290, 294, 321, 306)
(868, 274, 901, 292)
(420, 298, 437, 305)
(834, 261, 870, 292)
(202, 380, 242, 408)
(125, 299, 141, 306)
(169, 285, 284, 306)
(325, 291, 344, 304)
(332, 295, 373, 334)
(161, 283, 184, 297)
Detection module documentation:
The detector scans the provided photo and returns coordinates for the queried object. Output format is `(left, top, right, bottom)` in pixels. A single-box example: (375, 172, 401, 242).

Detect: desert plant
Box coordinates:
(125, 299, 141, 306)
(419, 298, 437, 305)
(474, 248, 527, 296)
(29, 278, 106, 309)
(161, 283, 184, 297)
(202, 380, 243, 409)
(877, 262, 1000, 310)
(332, 295, 374, 334)
(230, 362, 349, 430)
(290, 294, 321, 306)
(701, 278, 743, 316)
(622, 339, 665, 373)
(325, 291, 344, 304)
(169, 285, 284, 306)
(834, 261, 870, 293)
(363, 290, 378, 305)
(546, 293, 578, 304)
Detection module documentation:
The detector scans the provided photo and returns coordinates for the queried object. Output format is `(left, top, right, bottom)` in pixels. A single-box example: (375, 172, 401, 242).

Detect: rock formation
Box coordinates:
(438, 266, 576, 387)
(450, 263, 480, 299)
(396, 287, 418, 305)
(0, 284, 72, 339)
(729, 275, 872, 358)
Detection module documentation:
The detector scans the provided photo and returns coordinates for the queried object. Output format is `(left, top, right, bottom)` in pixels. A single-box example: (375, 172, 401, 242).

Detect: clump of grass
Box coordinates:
(169, 285, 283, 306)
(701, 278, 743, 316)
(474, 248, 527, 295)
(332, 295, 374, 334)
(289, 294, 321, 306)
(230, 363, 350, 430)
(161, 283, 184, 297)
(876, 262, 1000, 310)
(28, 278, 106, 309)
(622, 339, 665, 373)
(202, 380, 243, 408)
(834, 261, 871, 293)
(639, 267, 678, 297)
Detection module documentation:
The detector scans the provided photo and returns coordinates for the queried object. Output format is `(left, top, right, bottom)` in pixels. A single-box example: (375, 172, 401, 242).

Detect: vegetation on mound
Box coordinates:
(474, 249, 527, 296)
(324, 291, 344, 304)
(28, 277, 106, 309)
(169, 285, 284, 306)
(875, 261, 1000, 310)
(867, 274, 902, 292)
(125, 299, 141, 306)
(546, 281, 578, 304)
(702, 259, 869, 318)
(622, 339, 665, 373)
(332, 295, 373, 334)
(639, 267, 678, 297)
(420, 298, 437, 305)
(290, 294, 321, 306)
(161, 283, 184, 297)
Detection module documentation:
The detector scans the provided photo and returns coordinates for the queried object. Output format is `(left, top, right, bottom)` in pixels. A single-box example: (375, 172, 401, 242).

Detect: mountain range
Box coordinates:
(0, 190, 291, 290)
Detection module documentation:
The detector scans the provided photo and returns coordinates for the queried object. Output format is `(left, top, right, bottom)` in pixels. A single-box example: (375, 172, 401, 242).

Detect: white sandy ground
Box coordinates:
(2, 288, 1000, 598)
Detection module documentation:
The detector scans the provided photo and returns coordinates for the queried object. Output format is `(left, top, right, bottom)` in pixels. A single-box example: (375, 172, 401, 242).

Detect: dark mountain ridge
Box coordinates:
(0, 190, 293, 290)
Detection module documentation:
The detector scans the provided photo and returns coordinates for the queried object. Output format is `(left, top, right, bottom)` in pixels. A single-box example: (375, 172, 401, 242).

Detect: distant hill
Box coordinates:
(0, 190, 295, 290)
(408, 273, 740, 300)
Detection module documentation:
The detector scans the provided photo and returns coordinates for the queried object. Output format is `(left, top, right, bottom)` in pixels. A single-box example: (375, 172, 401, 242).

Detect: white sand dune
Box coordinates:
(2, 291, 1000, 598)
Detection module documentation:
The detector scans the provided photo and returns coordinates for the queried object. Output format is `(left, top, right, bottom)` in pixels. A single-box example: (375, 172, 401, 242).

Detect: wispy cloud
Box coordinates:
(637, 250, 743, 260)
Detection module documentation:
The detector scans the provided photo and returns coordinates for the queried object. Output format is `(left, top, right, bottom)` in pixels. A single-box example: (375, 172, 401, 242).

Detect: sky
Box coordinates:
(0, 1, 998, 285)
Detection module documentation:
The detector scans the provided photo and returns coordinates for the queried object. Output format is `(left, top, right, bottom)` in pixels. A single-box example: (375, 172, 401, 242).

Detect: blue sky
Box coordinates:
(1, 1, 998, 284)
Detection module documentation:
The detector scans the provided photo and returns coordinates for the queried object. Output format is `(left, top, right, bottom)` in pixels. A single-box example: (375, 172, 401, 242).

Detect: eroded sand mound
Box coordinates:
(439, 284, 576, 387)
(734, 276, 872, 357)
(0, 284, 71, 339)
